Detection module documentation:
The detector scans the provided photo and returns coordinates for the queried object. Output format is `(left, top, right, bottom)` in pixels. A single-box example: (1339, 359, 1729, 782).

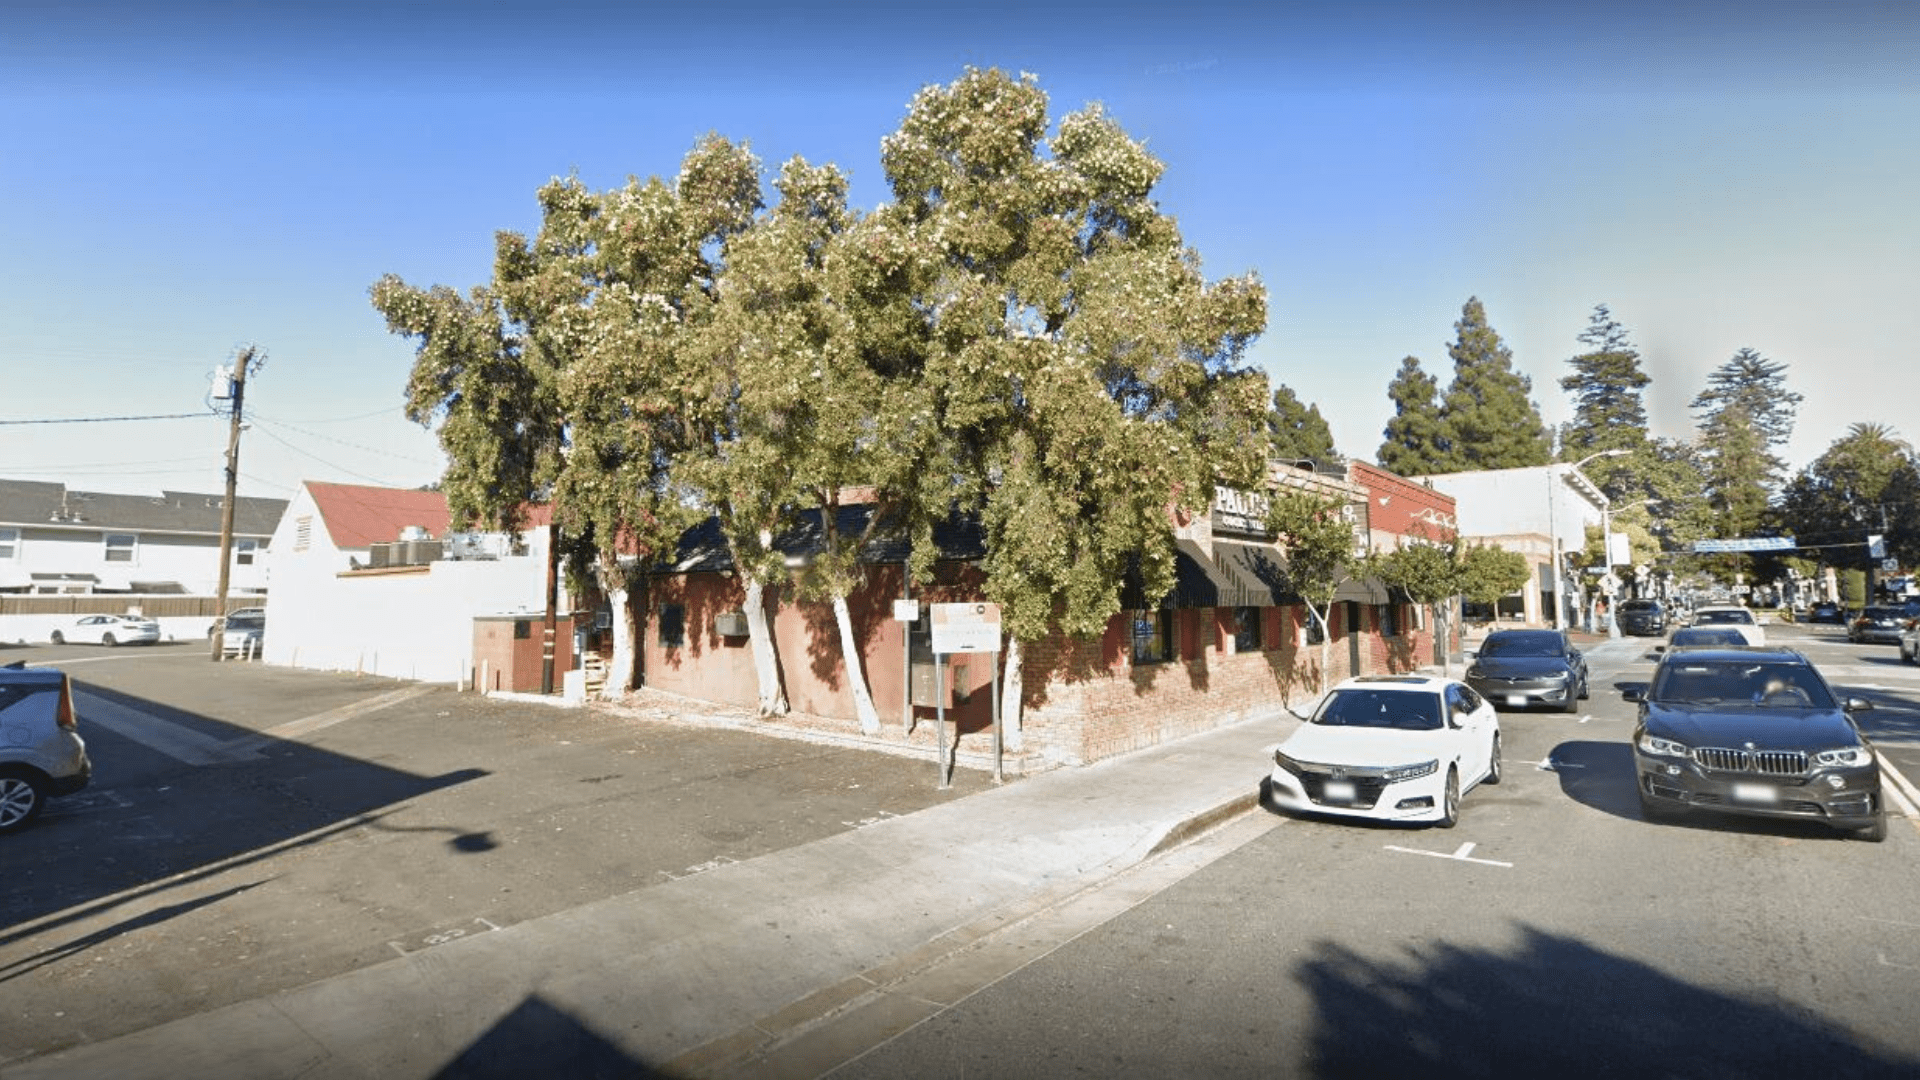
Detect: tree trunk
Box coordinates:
(599, 581, 636, 699)
(999, 636, 1024, 753)
(744, 575, 789, 717)
(1433, 601, 1451, 678)
(831, 592, 881, 734)
(1311, 604, 1333, 694)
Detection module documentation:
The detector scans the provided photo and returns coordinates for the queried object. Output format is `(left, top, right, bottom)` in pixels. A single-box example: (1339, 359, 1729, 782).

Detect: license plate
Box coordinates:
(1506, 695, 1528, 708)
(1732, 783, 1779, 804)
(1322, 780, 1356, 803)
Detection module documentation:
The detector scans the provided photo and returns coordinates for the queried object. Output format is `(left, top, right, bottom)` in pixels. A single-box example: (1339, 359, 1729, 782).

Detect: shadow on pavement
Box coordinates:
(1300, 924, 1919, 1079)
(433, 994, 670, 1079)
(2, 677, 490, 931)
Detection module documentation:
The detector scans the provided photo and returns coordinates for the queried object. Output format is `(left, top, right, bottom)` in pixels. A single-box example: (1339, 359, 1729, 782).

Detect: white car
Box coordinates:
(1266, 674, 1501, 828)
(1689, 605, 1766, 646)
(49, 615, 161, 647)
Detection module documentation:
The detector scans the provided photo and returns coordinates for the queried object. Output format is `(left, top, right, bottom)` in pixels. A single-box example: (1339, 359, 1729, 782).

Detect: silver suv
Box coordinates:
(0, 661, 93, 833)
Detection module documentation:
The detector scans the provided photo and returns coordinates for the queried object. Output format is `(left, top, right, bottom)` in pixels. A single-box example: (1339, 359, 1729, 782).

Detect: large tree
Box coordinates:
(1691, 347, 1803, 544)
(1377, 356, 1448, 476)
(879, 68, 1271, 739)
(1439, 297, 1552, 470)
(1268, 383, 1339, 466)
(1774, 422, 1920, 572)
(1369, 535, 1460, 675)
(1558, 303, 1651, 497)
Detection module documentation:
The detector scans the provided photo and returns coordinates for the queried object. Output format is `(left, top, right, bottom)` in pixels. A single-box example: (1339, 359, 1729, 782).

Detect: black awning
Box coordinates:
(1332, 575, 1391, 605)
(1170, 538, 1292, 608)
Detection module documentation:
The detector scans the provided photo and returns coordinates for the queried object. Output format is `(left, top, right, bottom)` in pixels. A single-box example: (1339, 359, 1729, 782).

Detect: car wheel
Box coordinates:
(1848, 813, 1887, 843)
(1436, 767, 1460, 828)
(1485, 733, 1502, 786)
(0, 768, 48, 834)
(1578, 673, 1590, 700)
(102, 633, 117, 647)
(1561, 687, 1580, 713)
(48, 631, 63, 645)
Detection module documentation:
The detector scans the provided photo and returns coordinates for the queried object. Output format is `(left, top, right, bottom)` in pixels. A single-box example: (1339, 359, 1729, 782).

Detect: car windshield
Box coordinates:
(1312, 688, 1445, 731)
(1478, 633, 1563, 658)
(1862, 608, 1901, 620)
(1695, 609, 1754, 626)
(1650, 661, 1834, 708)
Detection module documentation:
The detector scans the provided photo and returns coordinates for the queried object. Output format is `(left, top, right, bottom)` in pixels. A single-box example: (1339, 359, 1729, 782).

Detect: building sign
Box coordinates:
(931, 602, 1002, 654)
(1212, 486, 1272, 537)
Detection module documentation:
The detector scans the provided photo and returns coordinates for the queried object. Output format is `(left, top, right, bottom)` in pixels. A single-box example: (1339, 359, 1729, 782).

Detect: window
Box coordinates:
(658, 603, 686, 648)
(1303, 609, 1325, 646)
(1232, 607, 1262, 653)
(0, 527, 16, 559)
(235, 538, 258, 565)
(104, 533, 137, 563)
(1130, 608, 1174, 665)
(1379, 604, 1400, 638)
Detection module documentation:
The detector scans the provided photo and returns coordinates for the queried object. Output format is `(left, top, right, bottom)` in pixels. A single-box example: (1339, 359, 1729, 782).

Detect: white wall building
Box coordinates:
(265, 481, 559, 684)
(1417, 465, 1609, 629)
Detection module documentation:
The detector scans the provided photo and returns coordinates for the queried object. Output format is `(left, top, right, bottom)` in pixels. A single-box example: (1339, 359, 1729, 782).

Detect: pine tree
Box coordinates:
(1268, 383, 1339, 466)
(1559, 304, 1650, 496)
(1691, 348, 1803, 540)
(1378, 356, 1449, 475)
(1439, 297, 1552, 469)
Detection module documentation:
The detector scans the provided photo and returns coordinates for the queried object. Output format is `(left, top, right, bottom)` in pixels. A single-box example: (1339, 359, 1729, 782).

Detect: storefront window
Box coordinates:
(658, 603, 686, 648)
(1233, 606, 1262, 652)
(1131, 608, 1174, 665)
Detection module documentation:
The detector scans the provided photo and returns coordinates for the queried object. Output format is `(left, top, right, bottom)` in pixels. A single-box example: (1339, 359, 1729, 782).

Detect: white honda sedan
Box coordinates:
(1266, 674, 1501, 828)
(50, 615, 162, 646)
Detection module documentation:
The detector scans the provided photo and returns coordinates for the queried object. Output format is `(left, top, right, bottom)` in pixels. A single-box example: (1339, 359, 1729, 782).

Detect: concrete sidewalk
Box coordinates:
(3, 711, 1298, 1080)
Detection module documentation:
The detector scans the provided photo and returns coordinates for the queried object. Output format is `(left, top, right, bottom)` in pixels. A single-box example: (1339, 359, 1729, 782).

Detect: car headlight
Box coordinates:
(1466, 665, 1483, 679)
(1637, 733, 1691, 758)
(1382, 760, 1438, 782)
(1813, 746, 1875, 768)
(1273, 750, 1299, 771)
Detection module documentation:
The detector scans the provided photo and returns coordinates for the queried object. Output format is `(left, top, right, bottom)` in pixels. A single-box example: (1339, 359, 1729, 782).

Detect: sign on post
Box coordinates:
(931, 602, 1001, 654)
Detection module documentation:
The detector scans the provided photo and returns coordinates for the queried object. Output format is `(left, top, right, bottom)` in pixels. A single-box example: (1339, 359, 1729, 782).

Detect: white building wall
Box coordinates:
(5, 525, 268, 595)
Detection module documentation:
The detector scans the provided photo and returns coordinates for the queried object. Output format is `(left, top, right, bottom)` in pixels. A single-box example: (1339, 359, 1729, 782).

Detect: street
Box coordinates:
(4, 623, 1920, 1078)
(823, 622, 1920, 1079)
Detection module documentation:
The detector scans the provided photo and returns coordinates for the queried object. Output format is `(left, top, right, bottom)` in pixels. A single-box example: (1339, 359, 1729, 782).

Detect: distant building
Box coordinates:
(0, 479, 283, 596)
(1415, 465, 1608, 628)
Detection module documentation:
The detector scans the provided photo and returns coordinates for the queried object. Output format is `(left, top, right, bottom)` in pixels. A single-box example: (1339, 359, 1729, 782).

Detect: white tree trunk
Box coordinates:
(831, 592, 881, 734)
(999, 636, 1024, 752)
(599, 573, 636, 699)
(745, 575, 788, 717)
(1311, 605, 1333, 694)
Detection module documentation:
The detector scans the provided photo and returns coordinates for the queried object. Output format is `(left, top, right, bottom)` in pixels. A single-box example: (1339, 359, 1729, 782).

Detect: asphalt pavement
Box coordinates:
(1, 630, 1635, 1080)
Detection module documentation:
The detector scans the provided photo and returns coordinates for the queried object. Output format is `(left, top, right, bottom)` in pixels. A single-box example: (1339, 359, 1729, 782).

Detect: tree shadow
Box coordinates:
(1298, 925, 1918, 1078)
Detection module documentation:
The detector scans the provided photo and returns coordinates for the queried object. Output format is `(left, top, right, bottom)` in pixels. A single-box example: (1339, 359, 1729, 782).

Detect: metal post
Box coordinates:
(990, 648, 1002, 784)
(934, 653, 949, 789)
(210, 346, 259, 662)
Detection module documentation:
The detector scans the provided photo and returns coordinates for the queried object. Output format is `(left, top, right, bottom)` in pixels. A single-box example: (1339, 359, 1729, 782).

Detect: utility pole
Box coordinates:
(210, 345, 263, 661)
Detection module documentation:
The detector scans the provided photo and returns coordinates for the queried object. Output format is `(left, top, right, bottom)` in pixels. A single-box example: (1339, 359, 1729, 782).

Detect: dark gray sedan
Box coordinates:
(1464, 629, 1589, 712)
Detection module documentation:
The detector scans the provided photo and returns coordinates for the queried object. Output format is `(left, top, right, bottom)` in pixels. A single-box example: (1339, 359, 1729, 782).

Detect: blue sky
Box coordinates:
(4, 0, 1916, 504)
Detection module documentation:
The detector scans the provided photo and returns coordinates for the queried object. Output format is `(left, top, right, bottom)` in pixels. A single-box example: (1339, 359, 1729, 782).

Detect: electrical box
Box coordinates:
(714, 611, 749, 638)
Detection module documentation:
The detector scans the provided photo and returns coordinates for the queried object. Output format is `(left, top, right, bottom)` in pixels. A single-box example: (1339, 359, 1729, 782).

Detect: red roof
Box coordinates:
(304, 481, 558, 550)
(305, 482, 452, 550)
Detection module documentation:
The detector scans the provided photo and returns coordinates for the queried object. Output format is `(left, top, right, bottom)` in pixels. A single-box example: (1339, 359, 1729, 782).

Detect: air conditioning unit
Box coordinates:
(714, 611, 750, 638)
(399, 539, 445, 565)
(367, 543, 393, 568)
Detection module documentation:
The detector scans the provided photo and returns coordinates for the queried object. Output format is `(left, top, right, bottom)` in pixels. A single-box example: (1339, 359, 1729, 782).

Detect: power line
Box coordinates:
(0, 412, 209, 425)
(251, 415, 440, 467)
(249, 423, 405, 486)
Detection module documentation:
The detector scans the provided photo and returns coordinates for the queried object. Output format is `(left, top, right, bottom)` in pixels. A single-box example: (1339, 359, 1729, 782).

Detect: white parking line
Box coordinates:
(223, 686, 434, 754)
(75, 689, 246, 765)
(1879, 757, 1920, 818)
(1383, 841, 1513, 868)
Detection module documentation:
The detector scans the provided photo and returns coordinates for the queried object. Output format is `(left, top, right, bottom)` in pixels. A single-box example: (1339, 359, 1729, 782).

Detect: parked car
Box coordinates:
(1464, 629, 1589, 712)
(219, 610, 266, 657)
(207, 607, 267, 640)
(0, 662, 93, 834)
(49, 614, 161, 647)
(1689, 605, 1766, 646)
(1626, 647, 1883, 841)
(1806, 602, 1844, 625)
(1266, 674, 1500, 828)
(1615, 598, 1669, 636)
(1847, 606, 1909, 645)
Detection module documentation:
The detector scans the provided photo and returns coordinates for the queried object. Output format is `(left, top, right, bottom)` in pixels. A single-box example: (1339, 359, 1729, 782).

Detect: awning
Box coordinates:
(1332, 575, 1391, 605)
(1172, 538, 1290, 607)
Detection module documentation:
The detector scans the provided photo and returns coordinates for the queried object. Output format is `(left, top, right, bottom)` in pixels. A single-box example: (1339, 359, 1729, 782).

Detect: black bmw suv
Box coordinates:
(1626, 647, 1883, 841)
(1615, 598, 1668, 636)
